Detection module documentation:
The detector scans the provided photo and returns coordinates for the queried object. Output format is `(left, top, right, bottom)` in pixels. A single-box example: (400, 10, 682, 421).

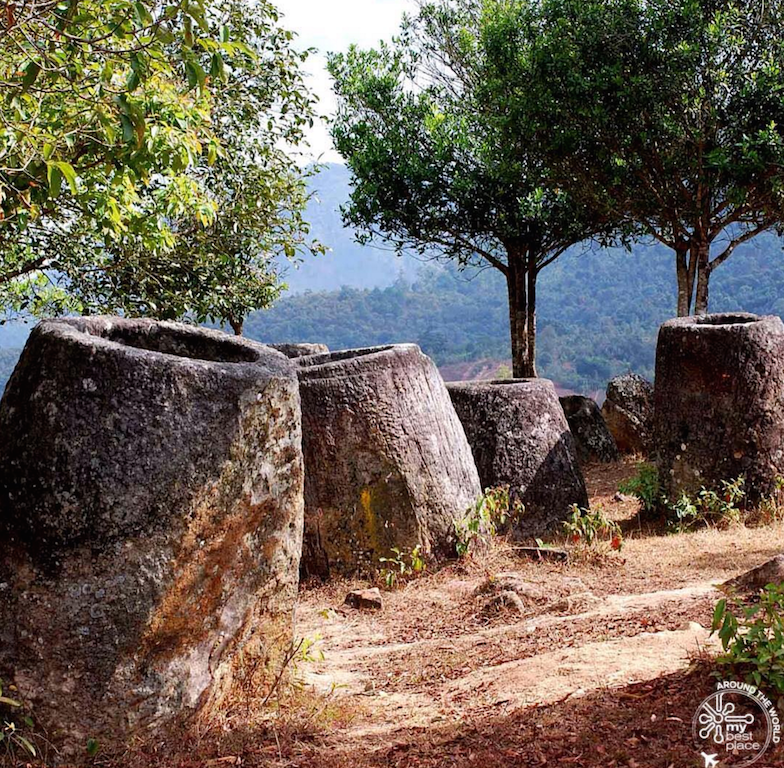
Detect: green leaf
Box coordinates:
(21, 61, 40, 91)
(53, 162, 78, 194)
(86, 737, 100, 756)
(47, 163, 63, 198)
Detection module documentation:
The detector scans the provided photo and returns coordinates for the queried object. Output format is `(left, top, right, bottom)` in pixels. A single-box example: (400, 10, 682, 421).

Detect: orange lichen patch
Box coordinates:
(139, 492, 273, 662)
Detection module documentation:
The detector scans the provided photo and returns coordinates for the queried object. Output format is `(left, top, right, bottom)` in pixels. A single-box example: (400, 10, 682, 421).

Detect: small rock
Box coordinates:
(344, 587, 384, 611)
(723, 555, 784, 595)
(482, 590, 527, 615)
(473, 572, 548, 604)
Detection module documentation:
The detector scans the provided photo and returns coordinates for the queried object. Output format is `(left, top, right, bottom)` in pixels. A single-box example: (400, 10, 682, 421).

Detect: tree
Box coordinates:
(494, 0, 784, 315)
(55, 0, 323, 332)
(328, 0, 613, 377)
(0, 0, 320, 325)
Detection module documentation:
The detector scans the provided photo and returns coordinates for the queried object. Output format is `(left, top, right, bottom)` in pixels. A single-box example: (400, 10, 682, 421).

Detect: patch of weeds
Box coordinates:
(378, 545, 426, 590)
(562, 504, 623, 558)
(712, 584, 784, 694)
(0, 680, 38, 761)
(749, 476, 784, 527)
(618, 462, 663, 517)
(668, 476, 745, 533)
(454, 486, 524, 558)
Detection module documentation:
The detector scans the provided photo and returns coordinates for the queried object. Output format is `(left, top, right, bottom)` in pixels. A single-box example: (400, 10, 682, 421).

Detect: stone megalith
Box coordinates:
(297, 344, 481, 578)
(602, 373, 654, 455)
(653, 313, 784, 503)
(0, 317, 304, 753)
(268, 342, 329, 359)
(448, 379, 588, 538)
(559, 395, 620, 464)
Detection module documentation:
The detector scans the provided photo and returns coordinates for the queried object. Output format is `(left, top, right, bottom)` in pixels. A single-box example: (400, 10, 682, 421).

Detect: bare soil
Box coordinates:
(105, 461, 784, 767)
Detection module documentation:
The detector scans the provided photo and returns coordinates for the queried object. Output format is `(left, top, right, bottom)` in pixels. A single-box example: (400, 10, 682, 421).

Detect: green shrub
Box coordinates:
(668, 476, 745, 533)
(618, 463, 663, 517)
(378, 545, 426, 589)
(563, 504, 623, 552)
(0, 680, 36, 759)
(454, 486, 524, 557)
(712, 583, 784, 694)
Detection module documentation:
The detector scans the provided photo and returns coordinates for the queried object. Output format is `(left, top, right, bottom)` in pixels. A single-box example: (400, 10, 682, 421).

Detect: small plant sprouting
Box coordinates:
(0, 680, 36, 759)
(618, 463, 663, 517)
(712, 583, 784, 694)
(378, 545, 427, 590)
(668, 476, 745, 533)
(562, 504, 623, 553)
(454, 486, 525, 558)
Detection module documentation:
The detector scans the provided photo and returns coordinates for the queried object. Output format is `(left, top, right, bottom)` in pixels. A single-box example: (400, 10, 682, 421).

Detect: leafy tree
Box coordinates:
(491, 0, 784, 315)
(0, 0, 320, 326)
(328, 0, 613, 377)
(57, 0, 323, 332)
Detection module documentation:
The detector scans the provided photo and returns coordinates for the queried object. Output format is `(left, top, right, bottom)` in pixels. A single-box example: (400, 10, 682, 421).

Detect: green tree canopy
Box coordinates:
(328, 0, 615, 377)
(486, 0, 784, 315)
(0, 0, 320, 326)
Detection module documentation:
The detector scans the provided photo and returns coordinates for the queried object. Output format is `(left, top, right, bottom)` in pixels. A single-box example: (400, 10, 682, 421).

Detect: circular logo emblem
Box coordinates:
(693, 682, 781, 767)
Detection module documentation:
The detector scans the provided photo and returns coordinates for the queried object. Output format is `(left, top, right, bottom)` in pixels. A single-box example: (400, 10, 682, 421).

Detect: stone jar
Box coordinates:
(560, 395, 619, 464)
(0, 317, 304, 754)
(448, 379, 588, 537)
(602, 373, 654, 455)
(297, 344, 481, 578)
(653, 313, 784, 503)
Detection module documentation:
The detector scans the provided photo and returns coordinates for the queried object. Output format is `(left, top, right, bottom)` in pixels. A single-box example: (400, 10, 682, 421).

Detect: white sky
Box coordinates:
(276, 0, 416, 162)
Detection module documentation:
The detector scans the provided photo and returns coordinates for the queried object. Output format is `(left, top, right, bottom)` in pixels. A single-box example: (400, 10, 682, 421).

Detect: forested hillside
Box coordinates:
(251, 229, 784, 393)
(1, 163, 783, 396)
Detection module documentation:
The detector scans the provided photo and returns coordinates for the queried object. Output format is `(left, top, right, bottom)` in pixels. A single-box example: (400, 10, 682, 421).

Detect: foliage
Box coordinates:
(489, 0, 784, 315)
(0, 680, 36, 759)
(0, 0, 321, 328)
(752, 476, 784, 527)
(563, 505, 623, 552)
(668, 477, 745, 533)
(454, 486, 525, 557)
(618, 463, 663, 518)
(713, 585, 784, 695)
(328, 0, 617, 377)
(378, 545, 426, 590)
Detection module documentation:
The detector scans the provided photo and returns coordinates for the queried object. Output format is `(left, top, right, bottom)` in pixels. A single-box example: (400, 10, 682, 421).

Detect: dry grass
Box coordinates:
(27, 460, 784, 768)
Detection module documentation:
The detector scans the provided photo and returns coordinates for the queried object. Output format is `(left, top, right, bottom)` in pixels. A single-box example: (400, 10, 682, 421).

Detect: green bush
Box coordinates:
(378, 545, 427, 589)
(0, 680, 36, 759)
(618, 463, 663, 518)
(454, 486, 524, 557)
(669, 477, 745, 533)
(712, 584, 784, 694)
(562, 504, 623, 552)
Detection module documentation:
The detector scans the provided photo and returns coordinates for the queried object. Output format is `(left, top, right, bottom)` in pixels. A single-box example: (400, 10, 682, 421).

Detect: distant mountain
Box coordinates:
(279, 163, 420, 292)
(2, 164, 784, 397)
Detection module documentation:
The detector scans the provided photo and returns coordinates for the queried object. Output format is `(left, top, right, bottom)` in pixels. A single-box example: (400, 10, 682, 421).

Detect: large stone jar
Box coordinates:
(602, 373, 654, 455)
(0, 317, 304, 753)
(297, 344, 481, 578)
(653, 313, 784, 503)
(448, 379, 588, 537)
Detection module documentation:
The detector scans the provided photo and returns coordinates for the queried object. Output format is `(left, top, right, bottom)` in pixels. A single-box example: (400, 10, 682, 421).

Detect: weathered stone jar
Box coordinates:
(560, 394, 619, 464)
(602, 373, 654, 455)
(297, 344, 480, 578)
(653, 313, 784, 503)
(268, 342, 328, 359)
(448, 379, 588, 537)
(0, 317, 304, 753)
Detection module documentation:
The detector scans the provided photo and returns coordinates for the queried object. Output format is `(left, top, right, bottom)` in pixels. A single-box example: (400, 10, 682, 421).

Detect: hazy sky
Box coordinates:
(276, 0, 416, 162)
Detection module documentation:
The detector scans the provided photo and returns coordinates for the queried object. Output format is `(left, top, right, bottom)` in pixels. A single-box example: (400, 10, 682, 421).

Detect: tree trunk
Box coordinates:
(526, 261, 538, 378)
(506, 258, 531, 379)
(694, 240, 711, 315)
(675, 242, 691, 317)
(228, 314, 244, 336)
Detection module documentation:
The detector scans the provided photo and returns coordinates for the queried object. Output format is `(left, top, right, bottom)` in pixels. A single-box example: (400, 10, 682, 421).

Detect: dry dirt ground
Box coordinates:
(115, 460, 784, 768)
